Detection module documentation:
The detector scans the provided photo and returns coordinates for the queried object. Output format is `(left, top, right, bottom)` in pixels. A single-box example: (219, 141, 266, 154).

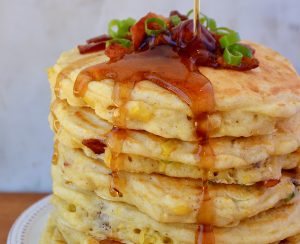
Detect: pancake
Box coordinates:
(280, 234, 300, 244)
(56, 133, 299, 185)
(42, 213, 300, 244)
(40, 212, 104, 244)
(48, 42, 300, 140)
(51, 183, 300, 244)
(40, 213, 67, 244)
(46, 11, 300, 244)
(50, 100, 300, 171)
(52, 143, 298, 226)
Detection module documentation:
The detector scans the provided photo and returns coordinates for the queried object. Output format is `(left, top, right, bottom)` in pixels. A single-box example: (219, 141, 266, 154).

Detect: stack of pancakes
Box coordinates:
(42, 41, 300, 244)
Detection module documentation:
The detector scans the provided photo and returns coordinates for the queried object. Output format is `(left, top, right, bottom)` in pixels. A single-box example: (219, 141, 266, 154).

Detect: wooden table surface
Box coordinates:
(0, 193, 48, 244)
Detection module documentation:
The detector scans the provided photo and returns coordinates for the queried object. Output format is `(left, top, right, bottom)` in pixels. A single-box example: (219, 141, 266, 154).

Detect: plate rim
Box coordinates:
(7, 195, 52, 244)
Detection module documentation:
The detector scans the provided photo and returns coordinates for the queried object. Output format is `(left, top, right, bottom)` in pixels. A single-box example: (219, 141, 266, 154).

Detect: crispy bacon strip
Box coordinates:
(105, 43, 133, 61)
(78, 42, 106, 54)
(78, 35, 111, 54)
(82, 139, 106, 154)
(87, 34, 110, 44)
(259, 179, 281, 188)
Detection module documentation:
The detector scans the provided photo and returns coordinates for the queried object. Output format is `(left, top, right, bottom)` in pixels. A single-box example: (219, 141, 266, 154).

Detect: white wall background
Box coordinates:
(0, 0, 299, 192)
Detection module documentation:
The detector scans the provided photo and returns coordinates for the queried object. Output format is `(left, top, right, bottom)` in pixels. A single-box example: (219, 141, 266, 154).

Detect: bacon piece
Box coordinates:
(63, 161, 70, 167)
(105, 43, 133, 61)
(169, 10, 188, 21)
(78, 42, 106, 54)
(78, 35, 111, 54)
(217, 56, 259, 71)
(260, 179, 281, 188)
(82, 139, 106, 154)
(86, 34, 110, 44)
(131, 12, 156, 49)
(131, 12, 168, 50)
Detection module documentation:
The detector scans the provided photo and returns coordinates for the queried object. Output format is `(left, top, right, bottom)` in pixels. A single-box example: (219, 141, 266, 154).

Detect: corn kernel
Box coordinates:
(128, 102, 153, 122)
(67, 204, 76, 212)
(172, 205, 191, 215)
(83, 95, 95, 108)
(161, 140, 177, 158)
(158, 161, 167, 173)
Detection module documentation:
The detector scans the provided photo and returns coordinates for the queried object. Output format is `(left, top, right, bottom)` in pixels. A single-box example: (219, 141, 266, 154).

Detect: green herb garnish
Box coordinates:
(223, 43, 253, 66)
(219, 31, 241, 49)
(108, 18, 136, 38)
(186, 9, 194, 18)
(106, 38, 132, 48)
(223, 46, 243, 66)
(214, 27, 235, 35)
(200, 14, 217, 32)
(170, 15, 181, 26)
(230, 44, 253, 58)
(145, 17, 167, 36)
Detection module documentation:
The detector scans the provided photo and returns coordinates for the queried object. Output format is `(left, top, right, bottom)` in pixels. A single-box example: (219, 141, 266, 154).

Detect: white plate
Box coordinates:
(7, 195, 53, 244)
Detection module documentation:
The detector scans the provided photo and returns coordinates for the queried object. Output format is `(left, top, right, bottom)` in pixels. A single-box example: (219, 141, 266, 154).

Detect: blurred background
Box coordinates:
(0, 0, 299, 192)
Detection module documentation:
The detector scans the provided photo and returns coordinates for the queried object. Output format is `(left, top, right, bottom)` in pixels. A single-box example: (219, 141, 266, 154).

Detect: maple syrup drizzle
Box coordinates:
(54, 53, 101, 98)
(108, 172, 123, 197)
(51, 112, 60, 133)
(50, 100, 64, 166)
(106, 129, 128, 197)
(73, 45, 215, 243)
(52, 140, 59, 165)
(195, 224, 215, 244)
(195, 181, 215, 244)
(50, 99, 63, 133)
(195, 145, 215, 244)
(112, 82, 135, 127)
(74, 46, 214, 125)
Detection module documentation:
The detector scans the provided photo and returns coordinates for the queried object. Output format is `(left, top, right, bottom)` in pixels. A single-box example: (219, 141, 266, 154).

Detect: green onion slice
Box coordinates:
(223, 44, 252, 66)
(219, 31, 240, 48)
(170, 15, 181, 26)
(187, 9, 193, 18)
(214, 27, 235, 36)
(108, 19, 120, 38)
(223, 47, 243, 66)
(207, 18, 217, 31)
(145, 17, 167, 36)
(108, 18, 136, 38)
(106, 38, 132, 48)
(200, 14, 217, 31)
(229, 43, 253, 58)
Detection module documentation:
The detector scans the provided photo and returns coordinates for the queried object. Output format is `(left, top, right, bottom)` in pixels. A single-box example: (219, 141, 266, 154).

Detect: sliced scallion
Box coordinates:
(187, 9, 193, 18)
(229, 43, 253, 58)
(214, 27, 235, 36)
(145, 17, 167, 36)
(106, 38, 132, 48)
(200, 14, 217, 31)
(108, 18, 136, 38)
(170, 15, 181, 26)
(207, 18, 217, 31)
(219, 31, 240, 48)
(223, 46, 243, 66)
(223, 43, 252, 66)
(108, 19, 120, 38)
